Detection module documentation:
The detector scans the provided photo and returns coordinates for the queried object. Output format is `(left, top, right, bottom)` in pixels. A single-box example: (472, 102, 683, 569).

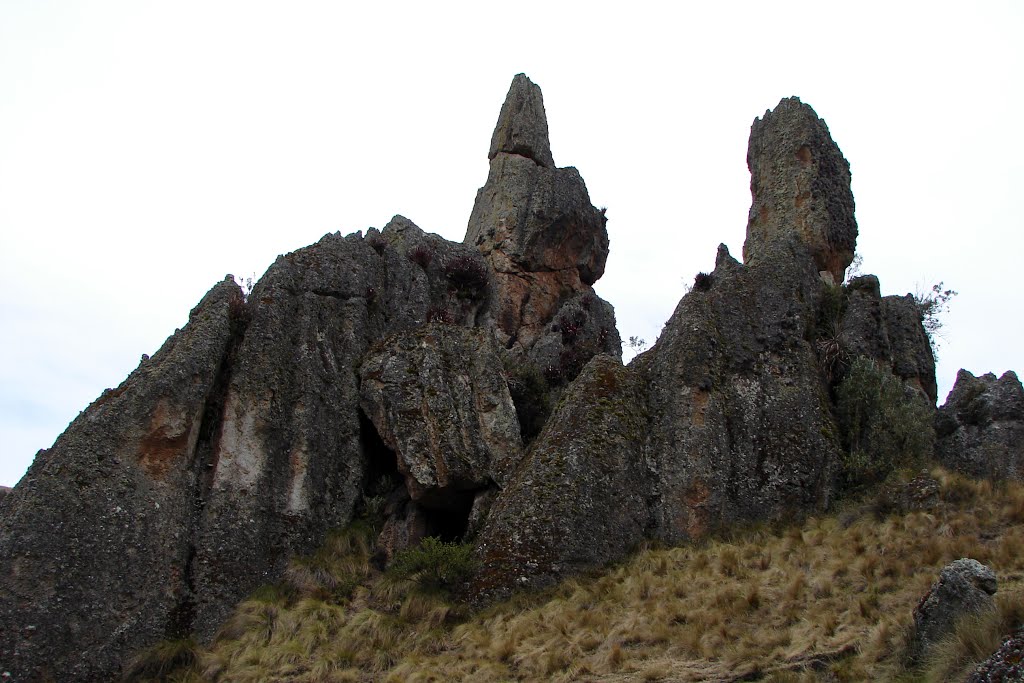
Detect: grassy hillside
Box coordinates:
(128, 469, 1024, 682)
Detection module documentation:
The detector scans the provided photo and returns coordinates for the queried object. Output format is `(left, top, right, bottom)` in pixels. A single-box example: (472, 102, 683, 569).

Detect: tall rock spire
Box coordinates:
(743, 97, 857, 283)
(488, 73, 555, 168)
(465, 75, 618, 372)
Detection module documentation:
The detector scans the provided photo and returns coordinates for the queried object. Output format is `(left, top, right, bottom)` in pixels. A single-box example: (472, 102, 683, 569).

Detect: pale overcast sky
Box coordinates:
(2, 1, 1022, 486)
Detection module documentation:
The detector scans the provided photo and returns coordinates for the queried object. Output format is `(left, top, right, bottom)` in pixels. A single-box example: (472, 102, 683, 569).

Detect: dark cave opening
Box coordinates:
(420, 491, 476, 543)
(358, 410, 402, 497)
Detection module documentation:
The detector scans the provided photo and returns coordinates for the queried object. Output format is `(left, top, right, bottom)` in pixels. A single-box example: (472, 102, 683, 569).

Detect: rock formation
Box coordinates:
(0, 78, 956, 680)
(466, 74, 620, 379)
(936, 369, 1024, 480)
(909, 558, 998, 663)
(744, 97, 857, 284)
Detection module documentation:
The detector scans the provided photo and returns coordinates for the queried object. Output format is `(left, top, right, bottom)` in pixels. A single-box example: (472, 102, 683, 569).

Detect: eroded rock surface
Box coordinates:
(466, 74, 619, 376)
(359, 324, 522, 505)
(473, 355, 652, 598)
(639, 239, 839, 541)
(910, 558, 998, 663)
(744, 97, 857, 283)
(0, 278, 243, 681)
(839, 276, 937, 402)
(936, 369, 1024, 480)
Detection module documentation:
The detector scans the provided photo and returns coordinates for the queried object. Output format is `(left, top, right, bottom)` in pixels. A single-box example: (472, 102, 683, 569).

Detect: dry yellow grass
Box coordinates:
(137, 470, 1024, 682)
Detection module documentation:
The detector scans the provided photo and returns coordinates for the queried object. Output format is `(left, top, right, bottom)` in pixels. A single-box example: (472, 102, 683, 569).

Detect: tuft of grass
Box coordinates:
(122, 638, 201, 683)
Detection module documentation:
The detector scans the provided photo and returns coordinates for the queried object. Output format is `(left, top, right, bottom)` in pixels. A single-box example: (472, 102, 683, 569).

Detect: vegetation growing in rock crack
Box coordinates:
(836, 356, 934, 491)
(914, 281, 958, 358)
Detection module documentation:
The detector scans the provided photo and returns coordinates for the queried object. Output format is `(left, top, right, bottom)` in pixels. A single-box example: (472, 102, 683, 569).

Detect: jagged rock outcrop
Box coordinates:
(0, 278, 243, 681)
(638, 238, 839, 541)
(189, 217, 491, 639)
(744, 97, 857, 284)
(909, 558, 998, 663)
(359, 323, 521, 511)
(0, 216, 496, 680)
(0, 487, 10, 504)
(840, 276, 937, 402)
(466, 74, 620, 376)
(935, 370, 1024, 480)
(0, 76, 949, 679)
(473, 355, 652, 597)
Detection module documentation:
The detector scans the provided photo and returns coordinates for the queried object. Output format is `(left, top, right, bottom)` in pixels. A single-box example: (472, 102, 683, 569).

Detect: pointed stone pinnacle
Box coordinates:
(743, 97, 857, 283)
(488, 73, 555, 168)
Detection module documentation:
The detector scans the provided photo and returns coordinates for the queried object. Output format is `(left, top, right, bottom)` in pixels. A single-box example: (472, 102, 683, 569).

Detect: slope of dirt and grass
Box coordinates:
(127, 469, 1024, 682)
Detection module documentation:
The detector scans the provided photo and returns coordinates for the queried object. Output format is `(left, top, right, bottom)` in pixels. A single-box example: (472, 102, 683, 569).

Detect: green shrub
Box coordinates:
(387, 537, 476, 593)
(836, 356, 934, 490)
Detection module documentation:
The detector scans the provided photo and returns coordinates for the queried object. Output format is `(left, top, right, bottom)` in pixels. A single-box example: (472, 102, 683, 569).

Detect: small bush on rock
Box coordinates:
(836, 356, 934, 490)
(444, 254, 488, 299)
(388, 537, 476, 593)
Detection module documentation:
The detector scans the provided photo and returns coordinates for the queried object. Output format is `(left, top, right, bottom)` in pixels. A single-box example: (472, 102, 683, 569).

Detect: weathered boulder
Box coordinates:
(910, 558, 998, 662)
(744, 97, 857, 284)
(966, 626, 1024, 682)
(359, 324, 522, 506)
(488, 73, 554, 168)
(638, 239, 839, 541)
(0, 277, 243, 682)
(839, 276, 937, 402)
(472, 355, 653, 598)
(466, 74, 619, 374)
(936, 370, 1024, 480)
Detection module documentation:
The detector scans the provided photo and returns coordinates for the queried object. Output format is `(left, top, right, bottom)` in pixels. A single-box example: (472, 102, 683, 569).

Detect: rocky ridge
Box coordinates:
(0, 75, 1020, 681)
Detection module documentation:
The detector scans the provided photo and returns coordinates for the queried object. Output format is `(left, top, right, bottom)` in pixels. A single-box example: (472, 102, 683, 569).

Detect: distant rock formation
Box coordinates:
(936, 369, 1024, 480)
(0, 77, 955, 680)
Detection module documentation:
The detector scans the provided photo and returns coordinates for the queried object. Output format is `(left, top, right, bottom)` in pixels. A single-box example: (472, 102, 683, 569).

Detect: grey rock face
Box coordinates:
(359, 324, 522, 506)
(840, 276, 937, 403)
(936, 369, 1024, 480)
(466, 74, 618, 379)
(190, 217, 490, 639)
(488, 73, 555, 168)
(0, 277, 243, 682)
(744, 97, 857, 284)
(472, 355, 653, 599)
(0, 487, 10, 505)
(639, 238, 839, 542)
(910, 558, 998, 662)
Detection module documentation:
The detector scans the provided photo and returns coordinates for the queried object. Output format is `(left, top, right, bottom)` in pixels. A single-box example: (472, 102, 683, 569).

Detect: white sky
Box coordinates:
(1, 1, 1021, 487)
